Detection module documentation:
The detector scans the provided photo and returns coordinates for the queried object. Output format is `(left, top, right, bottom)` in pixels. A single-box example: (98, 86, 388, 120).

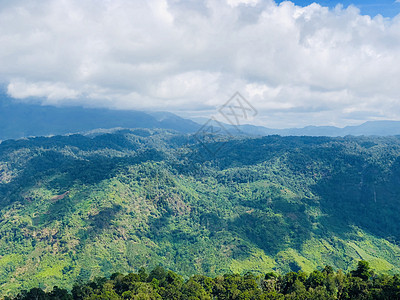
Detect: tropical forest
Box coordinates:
(1, 129, 400, 298)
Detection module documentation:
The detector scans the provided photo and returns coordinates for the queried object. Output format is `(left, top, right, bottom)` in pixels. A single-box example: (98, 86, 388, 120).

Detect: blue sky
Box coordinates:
(277, 0, 400, 17)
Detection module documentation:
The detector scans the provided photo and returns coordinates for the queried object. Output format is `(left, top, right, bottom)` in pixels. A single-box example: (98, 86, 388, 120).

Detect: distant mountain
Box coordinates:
(0, 95, 200, 141)
(192, 118, 400, 137)
(2, 91, 400, 142)
(272, 121, 400, 136)
(340, 121, 400, 136)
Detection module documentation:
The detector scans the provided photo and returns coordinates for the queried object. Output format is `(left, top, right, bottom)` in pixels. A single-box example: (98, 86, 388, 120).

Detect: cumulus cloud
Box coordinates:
(1, 0, 400, 127)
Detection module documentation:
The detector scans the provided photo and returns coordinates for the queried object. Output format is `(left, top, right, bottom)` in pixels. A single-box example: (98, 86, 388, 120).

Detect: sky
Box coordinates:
(278, 0, 400, 17)
(1, 0, 400, 128)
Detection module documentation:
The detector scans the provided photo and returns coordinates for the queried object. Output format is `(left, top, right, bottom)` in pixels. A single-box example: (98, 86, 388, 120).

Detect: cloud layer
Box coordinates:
(1, 0, 400, 127)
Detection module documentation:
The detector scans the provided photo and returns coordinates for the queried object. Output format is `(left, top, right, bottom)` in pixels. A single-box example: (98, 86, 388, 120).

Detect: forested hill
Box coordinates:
(1, 129, 400, 295)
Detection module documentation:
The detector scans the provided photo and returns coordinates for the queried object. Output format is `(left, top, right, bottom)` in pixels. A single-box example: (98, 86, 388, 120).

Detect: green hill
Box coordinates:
(1, 129, 400, 295)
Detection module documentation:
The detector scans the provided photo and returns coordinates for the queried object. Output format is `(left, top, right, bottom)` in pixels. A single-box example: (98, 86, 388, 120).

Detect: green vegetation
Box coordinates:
(1, 129, 400, 296)
(8, 261, 400, 299)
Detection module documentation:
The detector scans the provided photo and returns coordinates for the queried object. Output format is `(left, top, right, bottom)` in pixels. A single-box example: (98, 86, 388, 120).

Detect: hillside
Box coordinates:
(1, 130, 400, 295)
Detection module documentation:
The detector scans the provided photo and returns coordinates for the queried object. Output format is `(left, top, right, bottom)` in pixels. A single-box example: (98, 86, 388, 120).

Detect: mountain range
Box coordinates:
(2, 94, 400, 141)
(192, 117, 400, 137)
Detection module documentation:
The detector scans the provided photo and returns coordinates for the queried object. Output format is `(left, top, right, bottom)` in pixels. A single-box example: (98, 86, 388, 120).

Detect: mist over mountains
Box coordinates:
(0, 95, 200, 141)
(230, 121, 400, 137)
(2, 94, 400, 141)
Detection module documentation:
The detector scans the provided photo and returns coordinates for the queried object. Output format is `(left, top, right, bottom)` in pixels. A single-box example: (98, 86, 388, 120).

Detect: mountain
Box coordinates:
(0, 95, 200, 141)
(340, 120, 400, 136)
(192, 117, 400, 137)
(272, 121, 400, 136)
(2, 90, 400, 143)
(1, 130, 400, 295)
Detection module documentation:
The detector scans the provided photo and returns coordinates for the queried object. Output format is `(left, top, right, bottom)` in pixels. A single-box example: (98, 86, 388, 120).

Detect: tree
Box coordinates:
(306, 270, 325, 289)
(48, 286, 72, 300)
(262, 272, 281, 293)
(352, 261, 372, 281)
(24, 288, 48, 300)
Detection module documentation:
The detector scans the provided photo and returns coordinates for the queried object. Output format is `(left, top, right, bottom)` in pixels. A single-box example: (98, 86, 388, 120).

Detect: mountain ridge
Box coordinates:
(0, 95, 200, 141)
(2, 93, 400, 141)
(192, 118, 400, 137)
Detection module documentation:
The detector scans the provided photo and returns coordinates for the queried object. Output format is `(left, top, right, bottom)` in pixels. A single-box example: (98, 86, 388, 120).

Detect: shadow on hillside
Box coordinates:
(228, 207, 312, 257)
(178, 136, 336, 170)
(311, 155, 400, 243)
(75, 204, 122, 250)
(0, 148, 165, 208)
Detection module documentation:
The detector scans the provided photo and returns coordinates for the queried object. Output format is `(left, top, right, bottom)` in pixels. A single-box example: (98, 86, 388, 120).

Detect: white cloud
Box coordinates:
(227, 0, 260, 7)
(1, 0, 400, 127)
(8, 79, 79, 101)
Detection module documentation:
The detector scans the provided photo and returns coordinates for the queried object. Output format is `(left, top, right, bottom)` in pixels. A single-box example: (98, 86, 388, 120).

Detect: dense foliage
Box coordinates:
(1, 129, 400, 295)
(8, 261, 400, 299)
